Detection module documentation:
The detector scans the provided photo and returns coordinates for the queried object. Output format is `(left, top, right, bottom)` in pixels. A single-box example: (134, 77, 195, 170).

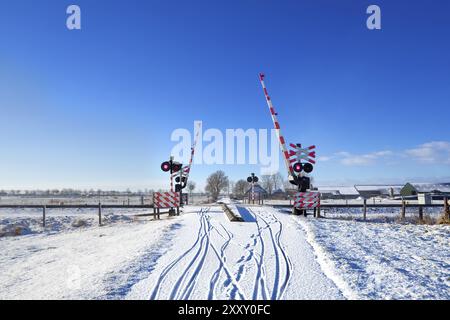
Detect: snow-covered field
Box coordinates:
(298, 217, 449, 299)
(0, 205, 448, 300)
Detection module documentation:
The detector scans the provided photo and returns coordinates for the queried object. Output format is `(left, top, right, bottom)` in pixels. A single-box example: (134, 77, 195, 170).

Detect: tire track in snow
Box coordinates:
(208, 224, 232, 299)
(151, 207, 246, 300)
(264, 209, 293, 299)
(206, 221, 246, 300)
(249, 208, 270, 300)
(176, 210, 211, 299)
(149, 208, 208, 300)
(249, 207, 292, 300)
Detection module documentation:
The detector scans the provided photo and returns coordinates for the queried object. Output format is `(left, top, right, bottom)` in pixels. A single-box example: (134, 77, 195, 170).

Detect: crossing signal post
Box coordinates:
(288, 143, 316, 214)
(247, 173, 259, 205)
(161, 156, 184, 214)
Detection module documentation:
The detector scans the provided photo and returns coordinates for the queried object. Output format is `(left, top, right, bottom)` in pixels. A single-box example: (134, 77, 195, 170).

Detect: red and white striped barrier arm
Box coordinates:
(183, 121, 201, 182)
(259, 73, 295, 181)
(170, 122, 201, 181)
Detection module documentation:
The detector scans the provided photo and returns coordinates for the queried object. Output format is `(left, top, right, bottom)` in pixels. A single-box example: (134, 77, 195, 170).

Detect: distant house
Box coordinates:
(400, 183, 417, 197)
(245, 184, 268, 199)
(271, 189, 287, 200)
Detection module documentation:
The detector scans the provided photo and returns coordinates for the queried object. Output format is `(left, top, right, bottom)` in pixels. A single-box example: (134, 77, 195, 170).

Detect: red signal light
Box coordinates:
(293, 162, 303, 173)
(161, 161, 171, 172)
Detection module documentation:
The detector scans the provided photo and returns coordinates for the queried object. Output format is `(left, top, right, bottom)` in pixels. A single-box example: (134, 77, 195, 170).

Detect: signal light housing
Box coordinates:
(161, 161, 171, 172)
(293, 162, 303, 173)
(172, 163, 181, 172)
(303, 163, 313, 173)
(161, 160, 183, 173)
(293, 162, 313, 173)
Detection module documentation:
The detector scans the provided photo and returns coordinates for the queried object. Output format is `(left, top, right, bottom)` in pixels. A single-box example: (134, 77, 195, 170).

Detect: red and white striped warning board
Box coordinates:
(293, 192, 321, 209)
(153, 192, 180, 208)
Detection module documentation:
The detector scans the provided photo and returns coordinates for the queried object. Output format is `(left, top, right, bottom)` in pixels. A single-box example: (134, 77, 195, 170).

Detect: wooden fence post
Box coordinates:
(418, 206, 423, 221)
(400, 200, 406, 220)
(98, 202, 102, 226)
(317, 206, 321, 218)
(363, 199, 367, 221)
(43, 205, 46, 227)
(444, 197, 449, 220)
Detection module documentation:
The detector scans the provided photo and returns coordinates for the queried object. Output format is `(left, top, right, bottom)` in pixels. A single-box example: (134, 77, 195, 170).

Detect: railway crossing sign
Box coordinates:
(289, 143, 316, 174)
(293, 192, 321, 209)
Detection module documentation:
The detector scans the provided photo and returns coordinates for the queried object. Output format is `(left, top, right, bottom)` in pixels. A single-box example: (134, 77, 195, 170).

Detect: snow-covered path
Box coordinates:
(127, 206, 344, 300)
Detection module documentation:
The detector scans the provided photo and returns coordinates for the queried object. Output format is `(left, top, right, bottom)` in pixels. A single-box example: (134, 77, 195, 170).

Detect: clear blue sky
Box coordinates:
(1, 0, 449, 190)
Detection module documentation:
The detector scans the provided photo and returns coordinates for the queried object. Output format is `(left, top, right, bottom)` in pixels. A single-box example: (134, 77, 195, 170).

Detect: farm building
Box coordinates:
(400, 183, 417, 197)
(355, 185, 403, 199)
(403, 182, 450, 200)
(316, 186, 360, 200)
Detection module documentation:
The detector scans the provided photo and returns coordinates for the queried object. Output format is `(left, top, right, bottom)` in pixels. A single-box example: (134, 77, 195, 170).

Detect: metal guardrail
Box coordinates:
(220, 203, 244, 222)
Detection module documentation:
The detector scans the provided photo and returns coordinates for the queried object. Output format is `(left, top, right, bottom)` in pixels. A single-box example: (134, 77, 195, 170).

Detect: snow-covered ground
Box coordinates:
(0, 205, 448, 300)
(296, 216, 449, 299)
(0, 208, 152, 237)
(0, 209, 181, 299)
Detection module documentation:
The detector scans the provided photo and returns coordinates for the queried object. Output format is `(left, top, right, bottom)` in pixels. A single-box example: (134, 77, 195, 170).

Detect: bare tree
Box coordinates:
(205, 171, 229, 202)
(261, 173, 283, 195)
(261, 175, 274, 195)
(233, 179, 249, 199)
(228, 180, 235, 196)
(271, 173, 283, 191)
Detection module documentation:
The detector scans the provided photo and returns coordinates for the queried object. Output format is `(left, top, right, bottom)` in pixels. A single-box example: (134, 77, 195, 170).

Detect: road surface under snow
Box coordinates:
(0, 205, 448, 300)
(127, 206, 343, 300)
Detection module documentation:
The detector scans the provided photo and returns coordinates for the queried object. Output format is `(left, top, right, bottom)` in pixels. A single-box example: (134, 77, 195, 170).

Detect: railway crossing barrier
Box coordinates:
(153, 192, 180, 218)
